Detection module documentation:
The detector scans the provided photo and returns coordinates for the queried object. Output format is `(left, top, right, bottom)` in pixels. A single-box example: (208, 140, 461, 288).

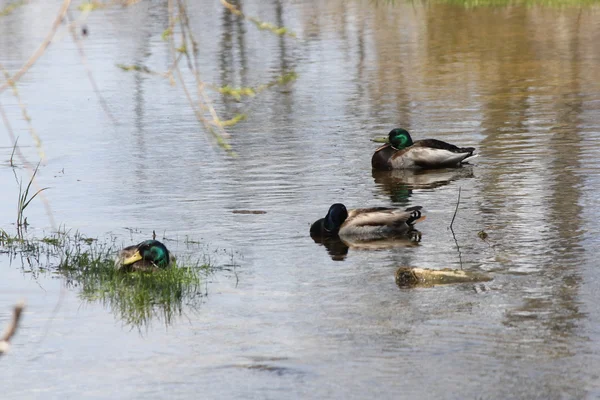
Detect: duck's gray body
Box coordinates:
(338, 206, 424, 239)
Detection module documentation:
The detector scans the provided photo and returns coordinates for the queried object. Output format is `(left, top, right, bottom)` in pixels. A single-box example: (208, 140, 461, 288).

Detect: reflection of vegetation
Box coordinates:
(373, 0, 599, 6)
(0, 0, 26, 17)
(218, 71, 298, 101)
(116, 64, 297, 113)
(62, 252, 207, 329)
(435, 0, 599, 6)
(2, 1, 298, 160)
(1, 229, 210, 329)
(220, 0, 296, 37)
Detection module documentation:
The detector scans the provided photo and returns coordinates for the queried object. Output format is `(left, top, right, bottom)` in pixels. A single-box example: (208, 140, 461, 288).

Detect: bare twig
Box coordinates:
(449, 187, 463, 269)
(0, 0, 72, 94)
(0, 300, 26, 355)
(449, 186, 461, 231)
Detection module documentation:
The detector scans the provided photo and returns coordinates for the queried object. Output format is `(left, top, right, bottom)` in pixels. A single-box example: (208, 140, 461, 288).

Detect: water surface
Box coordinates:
(1, 1, 600, 398)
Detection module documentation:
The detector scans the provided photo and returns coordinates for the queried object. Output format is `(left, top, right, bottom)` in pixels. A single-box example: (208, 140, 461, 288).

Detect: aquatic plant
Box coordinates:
(60, 245, 208, 328)
(15, 163, 48, 232)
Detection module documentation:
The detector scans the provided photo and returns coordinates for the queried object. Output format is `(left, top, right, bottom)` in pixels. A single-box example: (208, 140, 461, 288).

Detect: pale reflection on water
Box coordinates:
(1, 0, 600, 398)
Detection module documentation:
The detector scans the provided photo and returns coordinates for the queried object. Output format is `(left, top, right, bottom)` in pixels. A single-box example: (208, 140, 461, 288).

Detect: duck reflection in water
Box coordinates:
(372, 167, 474, 205)
(310, 203, 424, 260)
(311, 234, 421, 261)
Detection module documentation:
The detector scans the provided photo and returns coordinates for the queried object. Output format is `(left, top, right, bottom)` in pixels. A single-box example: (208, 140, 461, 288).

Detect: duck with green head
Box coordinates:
(115, 240, 175, 272)
(310, 203, 425, 240)
(372, 128, 477, 170)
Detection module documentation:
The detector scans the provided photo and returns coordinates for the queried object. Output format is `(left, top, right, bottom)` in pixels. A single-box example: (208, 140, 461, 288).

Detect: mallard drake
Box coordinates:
(114, 240, 175, 272)
(310, 203, 425, 240)
(372, 128, 476, 170)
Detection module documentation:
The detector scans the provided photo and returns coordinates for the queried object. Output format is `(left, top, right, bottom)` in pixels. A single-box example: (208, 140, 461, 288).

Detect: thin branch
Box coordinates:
(0, 0, 72, 94)
(449, 186, 461, 231)
(449, 187, 463, 269)
(65, 10, 118, 124)
(167, 0, 233, 152)
(176, 0, 231, 139)
(0, 63, 45, 162)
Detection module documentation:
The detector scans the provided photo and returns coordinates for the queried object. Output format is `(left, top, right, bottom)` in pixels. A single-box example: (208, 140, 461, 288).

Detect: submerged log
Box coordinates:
(395, 267, 492, 288)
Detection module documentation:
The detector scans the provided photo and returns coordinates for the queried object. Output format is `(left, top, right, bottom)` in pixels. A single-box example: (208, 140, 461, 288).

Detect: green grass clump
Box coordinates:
(58, 242, 209, 328)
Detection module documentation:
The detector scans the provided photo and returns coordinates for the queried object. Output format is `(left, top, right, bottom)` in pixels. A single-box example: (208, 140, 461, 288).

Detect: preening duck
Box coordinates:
(115, 240, 175, 272)
(310, 203, 425, 240)
(372, 128, 476, 170)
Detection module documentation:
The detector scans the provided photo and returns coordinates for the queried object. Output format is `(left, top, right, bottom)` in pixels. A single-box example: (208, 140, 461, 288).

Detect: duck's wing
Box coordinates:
(413, 139, 475, 154)
(394, 140, 476, 168)
(346, 206, 424, 227)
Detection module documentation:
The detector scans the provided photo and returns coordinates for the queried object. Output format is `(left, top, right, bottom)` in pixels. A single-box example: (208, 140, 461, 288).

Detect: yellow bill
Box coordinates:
(371, 136, 389, 143)
(122, 250, 143, 266)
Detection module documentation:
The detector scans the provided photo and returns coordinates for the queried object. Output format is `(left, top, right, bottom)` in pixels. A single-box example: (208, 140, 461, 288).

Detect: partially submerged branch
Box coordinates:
(449, 187, 463, 269)
(449, 186, 461, 231)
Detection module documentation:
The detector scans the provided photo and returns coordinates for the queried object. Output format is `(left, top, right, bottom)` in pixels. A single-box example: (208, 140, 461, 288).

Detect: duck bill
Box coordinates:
(371, 136, 389, 143)
(122, 250, 143, 266)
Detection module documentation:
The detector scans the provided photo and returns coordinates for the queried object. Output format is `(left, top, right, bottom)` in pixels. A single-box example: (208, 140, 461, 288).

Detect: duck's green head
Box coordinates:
(389, 128, 414, 150)
(324, 203, 349, 233)
(123, 240, 171, 268)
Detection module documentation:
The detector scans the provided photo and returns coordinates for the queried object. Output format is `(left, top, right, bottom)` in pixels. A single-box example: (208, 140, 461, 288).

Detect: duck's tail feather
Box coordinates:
(462, 153, 478, 163)
(405, 206, 426, 226)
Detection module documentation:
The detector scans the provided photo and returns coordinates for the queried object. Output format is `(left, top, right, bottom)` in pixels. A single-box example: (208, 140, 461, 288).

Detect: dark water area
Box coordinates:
(1, 1, 600, 398)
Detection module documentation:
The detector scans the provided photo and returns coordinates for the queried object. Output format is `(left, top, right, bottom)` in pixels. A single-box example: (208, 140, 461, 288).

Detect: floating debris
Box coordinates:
(395, 267, 492, 288)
